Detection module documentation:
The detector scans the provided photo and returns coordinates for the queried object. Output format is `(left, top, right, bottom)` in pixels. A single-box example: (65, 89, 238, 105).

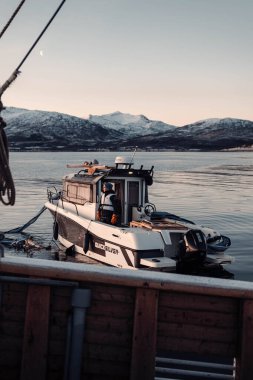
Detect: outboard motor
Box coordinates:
(176, 229, 207, 274)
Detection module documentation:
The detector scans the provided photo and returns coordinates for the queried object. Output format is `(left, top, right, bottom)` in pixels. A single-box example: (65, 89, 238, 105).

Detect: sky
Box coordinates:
(0, 0, 253, 126)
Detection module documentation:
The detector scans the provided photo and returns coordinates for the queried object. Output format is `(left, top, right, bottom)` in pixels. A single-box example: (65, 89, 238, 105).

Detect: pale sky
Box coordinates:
(1, 0, 252, 126)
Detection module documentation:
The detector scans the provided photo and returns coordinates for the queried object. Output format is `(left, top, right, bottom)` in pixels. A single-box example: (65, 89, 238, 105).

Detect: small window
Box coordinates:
(128, 181, 139, 205)
(65, 183, 92, 204)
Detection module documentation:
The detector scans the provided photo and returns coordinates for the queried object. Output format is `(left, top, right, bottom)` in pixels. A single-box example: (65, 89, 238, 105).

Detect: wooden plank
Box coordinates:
(158, 306, 238, 328)
(0, 349, 21, 367)
(86, 314, 133, 332)
(85, 343, 131, 362)
(86, 329, 132, 346)
(83, 357, 130, 378)
(130, 288, 158, 380)
(158, 321, 237, 343)
(0, 335, 23, 351)
(237, 299, 253, 380)
(20, 285, 50, 380)
(89, 284, 135, 303)
(1, 320, 25, 337)
(159, 291, 239, 313)
(89, 300, 134, 318)
(157, 335, 236, 356)
(2, 283, 28, 307)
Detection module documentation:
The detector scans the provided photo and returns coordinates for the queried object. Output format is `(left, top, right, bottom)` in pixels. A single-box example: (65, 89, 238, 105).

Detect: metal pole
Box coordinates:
(65, 288, 91, 380)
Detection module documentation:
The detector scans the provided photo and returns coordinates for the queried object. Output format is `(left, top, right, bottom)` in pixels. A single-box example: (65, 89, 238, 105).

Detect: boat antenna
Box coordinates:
(130, 146, 138, 164)
(0, 0, 26, 40)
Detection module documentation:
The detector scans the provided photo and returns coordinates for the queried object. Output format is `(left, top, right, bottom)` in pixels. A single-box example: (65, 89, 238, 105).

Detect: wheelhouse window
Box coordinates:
(128, 181, 139, 205)
(64, 182, 92, 204)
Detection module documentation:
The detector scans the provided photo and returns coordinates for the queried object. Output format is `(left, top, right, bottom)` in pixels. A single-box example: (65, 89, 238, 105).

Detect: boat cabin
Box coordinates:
(61, 156, 154, 225)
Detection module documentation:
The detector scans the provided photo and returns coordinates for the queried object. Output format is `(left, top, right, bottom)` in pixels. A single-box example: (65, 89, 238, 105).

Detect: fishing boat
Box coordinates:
(45, 156, 233, 273)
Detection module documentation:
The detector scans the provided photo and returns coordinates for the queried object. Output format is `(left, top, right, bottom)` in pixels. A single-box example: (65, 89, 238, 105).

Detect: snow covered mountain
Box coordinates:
(2, 107, 253, 151)
(128, 117, 253, 150)
(89, 111, 176, 136)
(180, 118, 253, 137)
(2, 107, 123, 150)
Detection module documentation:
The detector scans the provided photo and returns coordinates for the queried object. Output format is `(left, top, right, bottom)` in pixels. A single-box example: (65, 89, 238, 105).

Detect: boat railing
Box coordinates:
(47, 186, 61, 203)
(61, 189, 92, 206)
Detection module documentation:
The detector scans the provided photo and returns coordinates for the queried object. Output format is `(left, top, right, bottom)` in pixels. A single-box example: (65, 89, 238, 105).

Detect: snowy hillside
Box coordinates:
(89, 111, 176, 136)
(2, 107, 123, 150)
(2, 107, 253, 150)
(181, 118, 253, 137)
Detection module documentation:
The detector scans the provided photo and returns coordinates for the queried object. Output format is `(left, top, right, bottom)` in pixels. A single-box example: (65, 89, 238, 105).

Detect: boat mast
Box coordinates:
(130, 146, 138, 165)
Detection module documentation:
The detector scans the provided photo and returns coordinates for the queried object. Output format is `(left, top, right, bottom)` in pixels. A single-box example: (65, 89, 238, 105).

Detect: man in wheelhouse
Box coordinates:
(97, 182, 120, 225)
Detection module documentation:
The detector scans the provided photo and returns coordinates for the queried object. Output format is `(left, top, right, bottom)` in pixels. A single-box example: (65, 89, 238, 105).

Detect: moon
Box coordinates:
(39, 50, 44, 57)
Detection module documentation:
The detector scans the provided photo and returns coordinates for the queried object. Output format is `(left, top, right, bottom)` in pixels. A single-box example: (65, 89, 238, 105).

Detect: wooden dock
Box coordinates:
(1, 256, 253, 379)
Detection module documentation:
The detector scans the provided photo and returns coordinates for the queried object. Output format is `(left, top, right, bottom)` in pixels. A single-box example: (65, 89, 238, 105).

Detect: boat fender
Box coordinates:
(53, 221, 59, 240)
(84, 231, 91, 253)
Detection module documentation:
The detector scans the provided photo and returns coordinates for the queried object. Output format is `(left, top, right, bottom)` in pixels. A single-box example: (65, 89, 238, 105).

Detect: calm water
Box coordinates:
(0, 151, 253, 281)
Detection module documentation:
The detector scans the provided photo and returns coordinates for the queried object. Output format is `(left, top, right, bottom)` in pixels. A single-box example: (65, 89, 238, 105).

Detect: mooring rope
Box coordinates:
(4, 205, 47, 234)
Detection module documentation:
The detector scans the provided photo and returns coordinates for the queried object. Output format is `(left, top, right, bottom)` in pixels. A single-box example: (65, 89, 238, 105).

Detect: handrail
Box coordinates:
(1, 256, 253, 299)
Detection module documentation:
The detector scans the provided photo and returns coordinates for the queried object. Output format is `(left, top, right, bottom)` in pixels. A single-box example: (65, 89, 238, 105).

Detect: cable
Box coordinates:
(0, 0, 66, 96)
(16, 0, 66, 71)
(0, 0, 26, 40)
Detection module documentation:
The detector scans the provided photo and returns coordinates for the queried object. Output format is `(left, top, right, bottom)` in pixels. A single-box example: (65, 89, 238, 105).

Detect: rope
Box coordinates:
(0, 116, 15, 205)
(4, 205, 47, 234)
(0, 0, 66, 206)
(16, 0, 66, 71)
(0, 0, 26, 40)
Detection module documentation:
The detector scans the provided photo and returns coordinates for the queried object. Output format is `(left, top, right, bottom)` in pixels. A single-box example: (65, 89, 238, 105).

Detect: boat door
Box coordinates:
(125, 180, 143, 224)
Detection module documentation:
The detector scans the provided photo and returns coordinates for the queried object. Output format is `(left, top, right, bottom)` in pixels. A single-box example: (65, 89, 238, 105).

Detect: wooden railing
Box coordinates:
(1, 256, 253, 380)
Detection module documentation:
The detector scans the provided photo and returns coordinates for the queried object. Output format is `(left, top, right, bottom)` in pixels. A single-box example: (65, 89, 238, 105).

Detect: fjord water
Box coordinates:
(0, 151, 252, 282)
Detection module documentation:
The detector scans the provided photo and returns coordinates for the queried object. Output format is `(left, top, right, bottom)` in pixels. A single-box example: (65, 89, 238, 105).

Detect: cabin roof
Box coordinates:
(64, 173, 104, 185)
(64, 165, 154, 185)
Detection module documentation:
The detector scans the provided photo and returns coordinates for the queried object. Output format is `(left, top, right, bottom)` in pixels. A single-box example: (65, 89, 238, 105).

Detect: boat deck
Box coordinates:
(130, 219, 188, 230)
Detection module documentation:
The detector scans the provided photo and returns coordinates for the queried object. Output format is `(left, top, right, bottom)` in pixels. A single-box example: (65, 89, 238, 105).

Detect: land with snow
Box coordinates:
(2, 107, 253, 151)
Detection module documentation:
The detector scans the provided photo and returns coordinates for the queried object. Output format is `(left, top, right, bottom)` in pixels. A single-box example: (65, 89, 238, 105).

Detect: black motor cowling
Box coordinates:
(176, 229, 207, 273)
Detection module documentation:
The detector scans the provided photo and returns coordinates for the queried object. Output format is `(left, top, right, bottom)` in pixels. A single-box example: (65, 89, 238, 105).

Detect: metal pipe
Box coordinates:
(0, 275, 78, 287)
(155, 366, 234, 379)
(156, 357, 236, 371)
(64, 288, 91, 380)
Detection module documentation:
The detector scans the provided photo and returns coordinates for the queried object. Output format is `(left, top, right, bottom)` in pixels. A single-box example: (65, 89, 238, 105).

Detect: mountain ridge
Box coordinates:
(2, 107, 253, 151)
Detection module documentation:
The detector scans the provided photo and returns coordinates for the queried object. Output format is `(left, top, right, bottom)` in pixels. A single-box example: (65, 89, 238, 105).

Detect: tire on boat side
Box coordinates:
(53, 221, 59, 240)
(84, 231, 92, 253)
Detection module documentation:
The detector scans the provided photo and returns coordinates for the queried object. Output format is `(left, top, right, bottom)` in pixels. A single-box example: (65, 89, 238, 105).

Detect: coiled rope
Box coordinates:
(0, 113, 15, 205)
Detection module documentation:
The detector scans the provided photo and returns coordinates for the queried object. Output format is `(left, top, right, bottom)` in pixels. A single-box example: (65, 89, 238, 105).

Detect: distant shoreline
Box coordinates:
(9, 147, 253, 153)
